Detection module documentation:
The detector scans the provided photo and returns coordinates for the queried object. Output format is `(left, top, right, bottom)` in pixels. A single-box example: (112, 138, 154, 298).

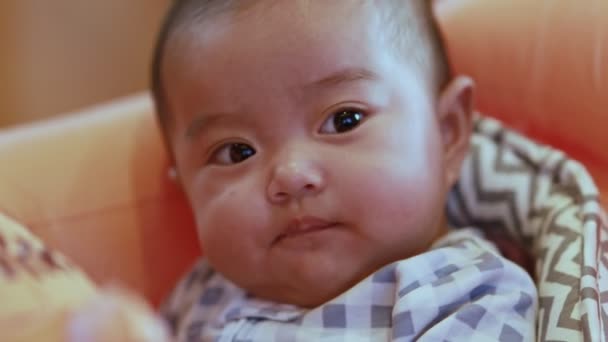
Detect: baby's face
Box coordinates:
(163, 1, 459, 307)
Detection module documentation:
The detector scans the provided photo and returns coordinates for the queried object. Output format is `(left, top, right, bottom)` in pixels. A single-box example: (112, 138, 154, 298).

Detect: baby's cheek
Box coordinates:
(346, 156, 443, 245)
(194, 184, 269, 267)
(195, 191, 248, 242)
(190, 177, 249, 230)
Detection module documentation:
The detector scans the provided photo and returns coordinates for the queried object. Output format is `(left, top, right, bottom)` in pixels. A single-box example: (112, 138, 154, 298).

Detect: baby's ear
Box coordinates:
(168, 166, 180, 183)
(437, 75, 474, 189)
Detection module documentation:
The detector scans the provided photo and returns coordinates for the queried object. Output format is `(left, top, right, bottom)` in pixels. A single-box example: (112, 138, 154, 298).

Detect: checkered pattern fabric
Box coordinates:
(162, 229, 536, 341)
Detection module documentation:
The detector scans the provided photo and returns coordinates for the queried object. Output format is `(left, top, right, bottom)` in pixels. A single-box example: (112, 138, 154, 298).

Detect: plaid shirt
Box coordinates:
(161, 229, 537, 341)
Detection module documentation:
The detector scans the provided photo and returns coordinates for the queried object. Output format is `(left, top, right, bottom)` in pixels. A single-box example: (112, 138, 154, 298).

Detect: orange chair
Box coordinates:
(0, 96, 199, 307)
(436, 0, 608, 201)
(0, 0, 606, 316)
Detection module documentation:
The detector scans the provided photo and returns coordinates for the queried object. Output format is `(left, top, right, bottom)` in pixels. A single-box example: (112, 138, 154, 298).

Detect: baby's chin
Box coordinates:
(211, 227, 427, 308)
(239, 253, 390, 308)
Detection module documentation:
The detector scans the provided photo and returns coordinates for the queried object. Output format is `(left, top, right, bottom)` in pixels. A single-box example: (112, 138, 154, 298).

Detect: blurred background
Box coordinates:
(0, 0, 170, 128)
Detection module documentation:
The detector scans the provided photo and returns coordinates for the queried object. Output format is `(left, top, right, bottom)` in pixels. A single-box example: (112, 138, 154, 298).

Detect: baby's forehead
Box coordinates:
(166, 3, 391, 72)
(166, 2, 414, 80)
(154, 0, 446, 133)
(179, 0, 435, 45)
(166, 0, 437, 76)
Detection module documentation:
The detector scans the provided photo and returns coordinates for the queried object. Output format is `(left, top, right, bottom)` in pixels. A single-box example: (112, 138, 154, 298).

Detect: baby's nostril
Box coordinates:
(304, 184, 315, 191)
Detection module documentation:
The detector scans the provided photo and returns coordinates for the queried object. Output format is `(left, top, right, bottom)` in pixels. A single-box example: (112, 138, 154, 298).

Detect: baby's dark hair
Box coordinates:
(151, 0, 451, 138)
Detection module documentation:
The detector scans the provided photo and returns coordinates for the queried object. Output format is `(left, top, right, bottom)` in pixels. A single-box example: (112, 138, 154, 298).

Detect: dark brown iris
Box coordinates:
(229, 143, 256, 163)
(333, 110, 363, 133)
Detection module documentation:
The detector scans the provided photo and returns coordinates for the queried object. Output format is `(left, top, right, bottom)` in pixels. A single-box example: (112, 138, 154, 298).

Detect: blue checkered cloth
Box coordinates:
(161, 228, 537, 341)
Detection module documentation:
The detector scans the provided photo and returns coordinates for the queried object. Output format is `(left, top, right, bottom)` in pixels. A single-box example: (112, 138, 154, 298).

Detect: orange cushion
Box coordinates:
(0, 95, 199, 306)
(436, 0, 608, 204)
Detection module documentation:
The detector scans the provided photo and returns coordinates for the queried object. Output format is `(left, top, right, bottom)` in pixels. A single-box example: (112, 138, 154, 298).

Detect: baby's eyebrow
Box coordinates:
(185, 112, 240, 140)
(307, 67, 379, 90)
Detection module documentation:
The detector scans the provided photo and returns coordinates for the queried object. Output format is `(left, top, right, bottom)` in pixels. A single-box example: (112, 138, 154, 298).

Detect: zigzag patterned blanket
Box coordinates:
(447, 116, 608, 341)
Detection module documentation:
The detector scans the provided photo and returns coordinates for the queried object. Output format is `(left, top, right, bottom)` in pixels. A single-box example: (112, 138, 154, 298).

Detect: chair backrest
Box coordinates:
(436, 0, 608, 202)
(0, 95, 200, 306)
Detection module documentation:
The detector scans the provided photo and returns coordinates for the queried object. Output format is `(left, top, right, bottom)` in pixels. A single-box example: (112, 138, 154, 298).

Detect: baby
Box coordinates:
(151, 0, 537, 341)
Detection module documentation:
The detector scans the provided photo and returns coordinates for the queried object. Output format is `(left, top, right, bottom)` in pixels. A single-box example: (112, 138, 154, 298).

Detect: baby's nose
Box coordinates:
(267, 160, 325, 204)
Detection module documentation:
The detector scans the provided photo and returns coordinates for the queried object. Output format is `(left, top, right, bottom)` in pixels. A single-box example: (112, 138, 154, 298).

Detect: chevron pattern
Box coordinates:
(446, 116, 607, 341)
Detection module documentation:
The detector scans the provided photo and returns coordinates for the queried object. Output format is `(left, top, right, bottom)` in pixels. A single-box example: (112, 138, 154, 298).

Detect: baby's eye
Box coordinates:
(210, 143, 256, 165)
(319, 109, 365, 134)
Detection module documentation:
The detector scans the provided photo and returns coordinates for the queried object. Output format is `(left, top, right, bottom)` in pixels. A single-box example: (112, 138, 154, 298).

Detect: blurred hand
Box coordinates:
(67, 287, 170, 342)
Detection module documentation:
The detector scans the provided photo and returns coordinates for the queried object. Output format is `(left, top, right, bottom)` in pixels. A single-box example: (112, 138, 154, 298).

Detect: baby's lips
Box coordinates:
(67, 286, 171, 342)
(285, 216, 335, 234)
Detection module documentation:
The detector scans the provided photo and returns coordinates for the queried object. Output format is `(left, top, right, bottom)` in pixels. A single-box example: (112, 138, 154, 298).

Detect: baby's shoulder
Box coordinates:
(398, 227, 537, 298)
(390, 228, 538, 340)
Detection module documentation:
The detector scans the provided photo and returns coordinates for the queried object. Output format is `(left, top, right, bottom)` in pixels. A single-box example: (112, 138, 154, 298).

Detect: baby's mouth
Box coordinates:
(274, 216, 337, 243)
